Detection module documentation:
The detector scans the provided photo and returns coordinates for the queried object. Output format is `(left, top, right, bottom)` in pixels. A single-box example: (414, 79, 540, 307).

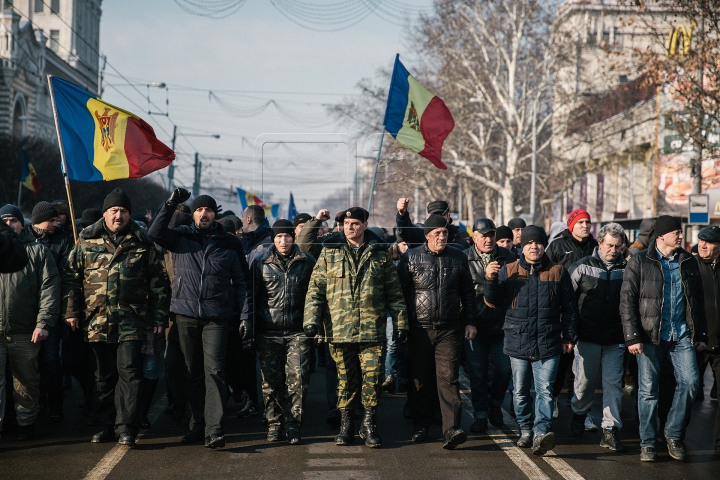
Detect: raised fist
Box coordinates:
(168, 187, 191, 205)
(316, 209, 331, 222)
(397, 198, 410, 215)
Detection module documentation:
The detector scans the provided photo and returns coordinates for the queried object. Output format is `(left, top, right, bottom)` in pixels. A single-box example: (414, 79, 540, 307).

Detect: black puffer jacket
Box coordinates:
(32, 225, 74, 273)
(395, 211, 470, 250)
(148, 202, 249, 320)
(0, 221, 28, 273)
(246, 244, 315, 335)
(620, 241, 708, 346)
(697, 257, 720, 351)
(484, 255, 578, 360)
(397, 244, 477, 329)
(242, 217, 273, 265)
(464, 245, 516, 335)
(568, 249, 626, 345)
(546, 229, 598, 269)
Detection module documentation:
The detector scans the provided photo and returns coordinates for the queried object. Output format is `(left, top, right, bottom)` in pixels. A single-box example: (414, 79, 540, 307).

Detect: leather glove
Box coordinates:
(239, 320, 253, 340)
(167, 187, 191, 206)
(392, 329, 408, 343)
(304, 324, 319, 338)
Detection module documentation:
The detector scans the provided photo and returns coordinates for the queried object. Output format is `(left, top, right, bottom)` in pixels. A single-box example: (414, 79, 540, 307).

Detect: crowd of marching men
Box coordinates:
(0, 187, 718, 463)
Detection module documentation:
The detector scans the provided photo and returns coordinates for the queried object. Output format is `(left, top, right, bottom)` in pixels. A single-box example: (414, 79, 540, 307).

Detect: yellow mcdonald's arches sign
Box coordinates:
(668, 23, 694, 56)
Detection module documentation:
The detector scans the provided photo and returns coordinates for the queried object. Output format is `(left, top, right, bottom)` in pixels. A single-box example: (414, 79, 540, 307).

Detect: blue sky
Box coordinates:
(99, 0, 433, 212)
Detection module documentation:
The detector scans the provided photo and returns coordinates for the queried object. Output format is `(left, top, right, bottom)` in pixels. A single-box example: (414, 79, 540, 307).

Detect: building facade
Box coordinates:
(0, 0, 101, 139)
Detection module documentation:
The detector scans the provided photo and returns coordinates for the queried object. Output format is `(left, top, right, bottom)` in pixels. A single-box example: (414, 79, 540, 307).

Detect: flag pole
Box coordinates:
(47, 75, 79, 242)
(366, 126, 386, 213)
(17, 181, 22, 207)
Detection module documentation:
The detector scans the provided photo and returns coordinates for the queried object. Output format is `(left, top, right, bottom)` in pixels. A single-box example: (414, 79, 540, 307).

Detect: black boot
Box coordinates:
(335, 410, 355, 445)
(358, 407, 382, 448)
(140, 378, 159, 430)
(570, 413, 586, 438)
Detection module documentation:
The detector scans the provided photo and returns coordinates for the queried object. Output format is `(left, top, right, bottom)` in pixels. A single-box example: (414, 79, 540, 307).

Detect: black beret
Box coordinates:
(293, 213, 312, 228)
(424, 214, 448, 235)
(496, 225, 513, 241)
(520, 225, 548, 249)
(507, 217, 527, 230)
(427, 200, 450, 215)
(343, 207, 369, 223)
(698, 225, 720, 243)
(272, 219, 295, 239)
(473, 218, 496, 234)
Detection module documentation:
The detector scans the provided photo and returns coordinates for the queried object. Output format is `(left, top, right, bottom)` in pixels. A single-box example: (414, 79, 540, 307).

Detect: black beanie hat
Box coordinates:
(102, 188, 132, 213)
(272, 219, 295, 239)
(80, 208, 102, 227)
(218, 217, 236, 233)
(520, 225, 548, 249)
(496, 225, 513, 241)
(0, 204, 24, 225)
(424, 214, 448, 235)
(293, 213, 312, 228)
(508, 217, 527, 230)
(653, 215, 682, 238)
(32, 201, 59, 225)
(191, 195, 218, 214)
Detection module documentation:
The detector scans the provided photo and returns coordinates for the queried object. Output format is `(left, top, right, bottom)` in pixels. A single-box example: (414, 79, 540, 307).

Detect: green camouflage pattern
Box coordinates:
(328, 342, 383, 409)
(303, 240, 407, 343)
(62, 222, 168, 343)
(257, 333, 312, 430)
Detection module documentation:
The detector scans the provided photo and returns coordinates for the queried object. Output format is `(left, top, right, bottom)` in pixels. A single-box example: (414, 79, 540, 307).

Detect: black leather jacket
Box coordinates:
(465, 245, 516, 335)
(246, 244, 315, 335)
(397, 244, 477, 329)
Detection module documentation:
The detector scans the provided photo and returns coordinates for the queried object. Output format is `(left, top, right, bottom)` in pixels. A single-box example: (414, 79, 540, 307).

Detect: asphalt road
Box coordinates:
(0, 365, 717, 479)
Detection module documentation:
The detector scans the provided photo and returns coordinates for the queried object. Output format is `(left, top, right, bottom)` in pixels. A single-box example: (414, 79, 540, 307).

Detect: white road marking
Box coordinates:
(542, 452, 586, 480)
(307, 458, 368, 467)
(303, 472, 380, 479)
(83, 398, 167, 480)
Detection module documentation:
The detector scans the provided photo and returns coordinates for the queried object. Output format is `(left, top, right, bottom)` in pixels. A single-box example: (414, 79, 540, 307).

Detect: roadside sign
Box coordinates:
(689, 194, 710, 225)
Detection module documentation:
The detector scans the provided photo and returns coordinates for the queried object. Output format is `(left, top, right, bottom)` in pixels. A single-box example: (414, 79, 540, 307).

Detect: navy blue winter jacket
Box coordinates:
(484, 255, 578, 360)
(148, 202, 249, 320)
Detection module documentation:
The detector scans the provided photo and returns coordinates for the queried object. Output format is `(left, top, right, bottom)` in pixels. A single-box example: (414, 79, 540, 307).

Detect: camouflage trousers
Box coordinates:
(257, 333, 312, 430)
(328, 342, 383, 410)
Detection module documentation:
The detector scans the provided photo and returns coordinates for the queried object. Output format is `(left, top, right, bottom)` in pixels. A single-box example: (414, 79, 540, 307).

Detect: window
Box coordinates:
(49, 29, 60, 52)
(619, 75, 628, 84)
(3, 0, 13, 8)
(51, 0, 60, 14)
(613, 27, 624, 50)
(34, 0, 43, 13)
(602, 30, 610, 46)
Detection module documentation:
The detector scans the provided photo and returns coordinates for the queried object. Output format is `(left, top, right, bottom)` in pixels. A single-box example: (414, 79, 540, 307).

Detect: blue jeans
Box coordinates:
(465, 335, 511, 419)
(384, 321, 408, 380)
(510, 356, 559, 435)
(637, 335, 699, 447)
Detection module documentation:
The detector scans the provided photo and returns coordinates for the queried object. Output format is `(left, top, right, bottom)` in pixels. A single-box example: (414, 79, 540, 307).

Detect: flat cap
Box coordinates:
(427, 200, 450, 215)
(698, 225, 720, 243)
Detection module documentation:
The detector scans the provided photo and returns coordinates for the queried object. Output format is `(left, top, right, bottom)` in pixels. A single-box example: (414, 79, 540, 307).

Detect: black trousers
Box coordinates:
(90, 341, 143, 436)
(697, 349, 720, 448)
(165, 337, 187, 411)
(176, 315, 229, 437)
(409, 325, 463, 433)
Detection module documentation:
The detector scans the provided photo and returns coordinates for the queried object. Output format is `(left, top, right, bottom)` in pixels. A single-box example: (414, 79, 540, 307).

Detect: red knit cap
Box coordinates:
(567, 209, 591, 231)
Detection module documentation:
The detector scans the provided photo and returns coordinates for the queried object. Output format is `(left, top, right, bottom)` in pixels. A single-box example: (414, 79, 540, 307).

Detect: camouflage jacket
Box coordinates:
(303, 230, 408, 343)
(62, 219, 169, 343)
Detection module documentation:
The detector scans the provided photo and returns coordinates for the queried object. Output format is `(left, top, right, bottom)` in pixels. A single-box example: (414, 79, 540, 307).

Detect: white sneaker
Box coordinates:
(552, 397, 559, 419)
(584, 415, 597, 432)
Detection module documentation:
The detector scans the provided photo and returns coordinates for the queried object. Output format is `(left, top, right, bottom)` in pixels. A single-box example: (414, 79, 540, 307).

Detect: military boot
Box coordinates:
(358, 407, 382, 448)
(335, 410, 355, 446)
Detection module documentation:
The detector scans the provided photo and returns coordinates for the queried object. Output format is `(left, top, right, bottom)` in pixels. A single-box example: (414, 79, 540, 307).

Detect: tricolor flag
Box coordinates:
(287, 192, 299, 222)
(384, 55, 455, 169)
(236, 188, 280, 218)
(49, 76, 175, 181)
(20, 150, 41, 196)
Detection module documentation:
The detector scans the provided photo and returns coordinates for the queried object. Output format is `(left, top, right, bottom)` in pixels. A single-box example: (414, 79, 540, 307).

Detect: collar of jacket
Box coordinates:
(561, 228, 594, 247)
(31, 225, 49, 239)
(193, 221, 227, 239)
(321, 229, 389, 251)
(646, 239, 689, 263)
(591, 246, 626, 268)
(263, 244, 305, 264)
(244, 217, 270, 240)
(18, 227, 36, 245)
(518, 253, 550, 273)
(81, 217, 151, 245)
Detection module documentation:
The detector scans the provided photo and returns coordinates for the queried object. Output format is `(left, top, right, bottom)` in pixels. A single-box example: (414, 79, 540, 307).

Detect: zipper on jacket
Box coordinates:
(678, 256, 695, 340)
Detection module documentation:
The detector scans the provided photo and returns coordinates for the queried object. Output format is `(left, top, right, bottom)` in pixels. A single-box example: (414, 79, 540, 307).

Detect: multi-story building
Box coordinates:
(552, 0, 703, 234)
(0, 0, 102, 139)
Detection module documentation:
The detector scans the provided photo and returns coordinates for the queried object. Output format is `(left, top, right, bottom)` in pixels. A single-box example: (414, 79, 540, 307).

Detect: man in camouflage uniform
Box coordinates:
(304, 207, 408, 448)
(63, 189, 167, 447)
(245, 220, 316, 444)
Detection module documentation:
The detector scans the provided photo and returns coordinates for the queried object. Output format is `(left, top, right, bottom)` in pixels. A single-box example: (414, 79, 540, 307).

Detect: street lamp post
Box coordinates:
(168, 126, 220, 191)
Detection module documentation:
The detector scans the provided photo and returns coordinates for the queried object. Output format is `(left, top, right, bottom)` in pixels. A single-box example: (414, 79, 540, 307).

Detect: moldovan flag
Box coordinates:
(49, 76, 175, 181)
(20, 150, 41, 196)
(383, 54, 454, 169)
(237, 188, 280, 218)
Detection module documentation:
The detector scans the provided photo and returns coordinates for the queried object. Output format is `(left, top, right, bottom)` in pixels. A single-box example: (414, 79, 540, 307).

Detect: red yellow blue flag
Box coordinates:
(20, 150, 41, 196)
(236, 188, 280, 218)
(49, 76, 175, 181)
(384, 55, 454, 169)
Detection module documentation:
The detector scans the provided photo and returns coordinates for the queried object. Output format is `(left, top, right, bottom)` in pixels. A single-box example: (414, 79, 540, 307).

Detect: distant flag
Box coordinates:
(383, 55, 454, 169)
(20, 150, 41, 196)
(458, 222, 472, 236)
(287, 192, 299, 222)
(237, 187, 280, 218)
(48, 76, 175, 181)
